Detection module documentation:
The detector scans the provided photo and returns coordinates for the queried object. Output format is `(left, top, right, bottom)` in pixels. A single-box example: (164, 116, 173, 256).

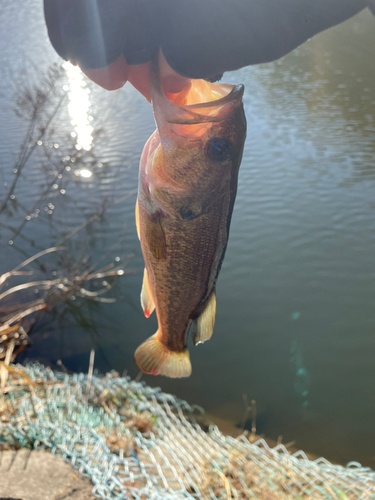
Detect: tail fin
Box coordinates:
(134, 333, 192, 378)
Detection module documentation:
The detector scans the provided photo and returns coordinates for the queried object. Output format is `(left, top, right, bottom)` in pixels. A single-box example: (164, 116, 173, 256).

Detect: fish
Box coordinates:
(134, 60, 247, 378)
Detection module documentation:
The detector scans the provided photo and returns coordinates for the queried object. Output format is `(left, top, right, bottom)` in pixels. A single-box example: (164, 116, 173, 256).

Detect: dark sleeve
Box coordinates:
(44, 0, 371, 78)
(43, 0, 163, 68)
(161, 0, 369, 78)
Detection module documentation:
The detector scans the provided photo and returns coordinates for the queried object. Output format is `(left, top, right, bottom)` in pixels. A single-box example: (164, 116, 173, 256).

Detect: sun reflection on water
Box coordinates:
(63, 62, 94, 152)
(77, 168, 92, 178)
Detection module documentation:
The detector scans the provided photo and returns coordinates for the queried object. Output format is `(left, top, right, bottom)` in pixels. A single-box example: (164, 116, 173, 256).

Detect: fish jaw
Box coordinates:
(151, 56, 245, 127)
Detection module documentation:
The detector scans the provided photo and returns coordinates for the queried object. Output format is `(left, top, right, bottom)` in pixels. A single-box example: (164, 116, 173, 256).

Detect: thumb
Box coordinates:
(81, 54, 129, 91)
(81, 51, 190, 102)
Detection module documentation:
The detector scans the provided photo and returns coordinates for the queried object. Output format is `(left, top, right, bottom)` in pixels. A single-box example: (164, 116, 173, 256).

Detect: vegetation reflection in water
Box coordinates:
(0, 63, 133, 367)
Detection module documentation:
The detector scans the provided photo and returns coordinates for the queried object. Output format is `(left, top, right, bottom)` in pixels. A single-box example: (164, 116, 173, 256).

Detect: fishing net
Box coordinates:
(1, 362, 374, 500)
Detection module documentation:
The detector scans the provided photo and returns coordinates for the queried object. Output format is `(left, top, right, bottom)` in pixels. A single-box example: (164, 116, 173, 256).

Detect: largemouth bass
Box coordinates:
(135, 61, 246, 377)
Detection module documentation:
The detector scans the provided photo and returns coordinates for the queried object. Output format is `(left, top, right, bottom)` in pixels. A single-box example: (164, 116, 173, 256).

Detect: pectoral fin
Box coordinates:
(193, 291, 216, 345)
(135, 199, 140, 240)
(145, 214, 167, 260)
(141, 268, 155, 318)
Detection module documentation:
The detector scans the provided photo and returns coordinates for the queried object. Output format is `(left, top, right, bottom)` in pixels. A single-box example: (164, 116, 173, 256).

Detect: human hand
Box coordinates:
(82, 51, 190, 102)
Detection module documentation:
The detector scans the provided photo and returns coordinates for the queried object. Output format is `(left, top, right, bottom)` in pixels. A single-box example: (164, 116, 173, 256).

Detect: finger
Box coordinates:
(128, 62, 152, 102)
(127, 52, 190, 102)
(82, 54, 129, 91)
(158, 51, 190, 95)
(80, 51, 190, 101)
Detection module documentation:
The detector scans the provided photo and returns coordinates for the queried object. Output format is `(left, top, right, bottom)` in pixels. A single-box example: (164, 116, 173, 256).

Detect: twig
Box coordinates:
(11, 166, 66, 241)
(0, 279, 62, 301)
(28, 387, 37, 417)
(56, 213, 102, 247)
(55, 189, 137, 248)
(0, 246, 66, 288)
(214, 469, 232, 499)
(0, 93, 66, 216)
(240, 393, 251, 431)
(102, 401, 116, 419)
(56, 359, 68, 373)
(0, 301, 46, 332)
(86, 349, 95, 395)
(0, 341, 15, 390)
(251, 399, 257, 435)
(0, 221, 36, 245)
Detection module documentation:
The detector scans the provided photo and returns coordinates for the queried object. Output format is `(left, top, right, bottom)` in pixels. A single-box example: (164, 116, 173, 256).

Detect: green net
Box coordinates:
(1, 362, 374, 499)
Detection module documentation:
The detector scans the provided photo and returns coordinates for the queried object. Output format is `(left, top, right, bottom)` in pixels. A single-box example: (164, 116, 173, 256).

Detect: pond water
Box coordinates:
(1, 1, 375, 466)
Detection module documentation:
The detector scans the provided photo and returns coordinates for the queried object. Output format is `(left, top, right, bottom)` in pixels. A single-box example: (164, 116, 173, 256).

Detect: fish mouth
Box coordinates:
(167, 85, 244, 125)
(150, 58, 244, 126)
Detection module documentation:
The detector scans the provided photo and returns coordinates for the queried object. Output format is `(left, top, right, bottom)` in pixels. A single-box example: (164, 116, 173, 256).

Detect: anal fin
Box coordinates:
(141, 268, 155, 318)
(135, 333, 192, 378)
(193, 291, 216, 345)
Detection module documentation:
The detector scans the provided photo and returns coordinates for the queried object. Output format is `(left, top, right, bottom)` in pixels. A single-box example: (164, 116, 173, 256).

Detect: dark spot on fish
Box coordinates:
(206, 138, 232, 163)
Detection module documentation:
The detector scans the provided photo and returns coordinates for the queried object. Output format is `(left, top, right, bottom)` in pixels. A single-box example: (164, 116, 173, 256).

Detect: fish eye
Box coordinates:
(206, 138, 232, 163)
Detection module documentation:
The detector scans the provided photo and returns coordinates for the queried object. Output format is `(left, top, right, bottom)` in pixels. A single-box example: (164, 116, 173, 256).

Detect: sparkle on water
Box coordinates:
(63, 62, 94, 152)
(78, 169, 92, 178)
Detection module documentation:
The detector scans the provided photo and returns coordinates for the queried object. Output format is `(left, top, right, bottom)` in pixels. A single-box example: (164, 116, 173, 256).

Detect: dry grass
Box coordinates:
(199, 447, 355, 500)
(0, 246, 129, 369)
(201, 450, 297, 499)
(0, 365, 155, 451)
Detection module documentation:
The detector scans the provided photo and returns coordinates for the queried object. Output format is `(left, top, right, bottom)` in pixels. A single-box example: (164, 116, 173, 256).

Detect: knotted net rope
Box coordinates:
(1, 362, 374, 499)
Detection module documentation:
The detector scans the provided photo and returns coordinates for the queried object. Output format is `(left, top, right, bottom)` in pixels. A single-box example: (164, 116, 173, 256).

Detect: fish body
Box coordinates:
(135, 62, 246, 377)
